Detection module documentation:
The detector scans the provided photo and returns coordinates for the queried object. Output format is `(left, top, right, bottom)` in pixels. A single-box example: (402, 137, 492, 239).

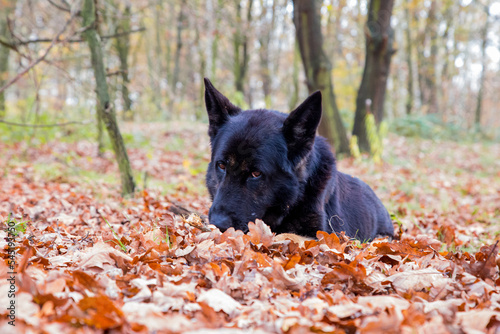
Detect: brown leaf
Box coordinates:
(77, 294, 125, 329)
(247, 219, 274, 248)
(283, 253, 301, 271)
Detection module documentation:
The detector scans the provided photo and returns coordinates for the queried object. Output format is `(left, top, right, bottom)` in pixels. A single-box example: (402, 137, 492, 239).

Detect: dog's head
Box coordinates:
(204, 78, 322, 233)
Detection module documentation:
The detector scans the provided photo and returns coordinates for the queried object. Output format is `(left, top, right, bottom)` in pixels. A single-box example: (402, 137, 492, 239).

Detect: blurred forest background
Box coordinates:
(1, 0, 499, 140)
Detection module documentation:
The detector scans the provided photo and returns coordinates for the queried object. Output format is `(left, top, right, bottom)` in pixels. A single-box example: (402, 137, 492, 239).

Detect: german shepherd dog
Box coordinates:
(204, 78, 394, 241)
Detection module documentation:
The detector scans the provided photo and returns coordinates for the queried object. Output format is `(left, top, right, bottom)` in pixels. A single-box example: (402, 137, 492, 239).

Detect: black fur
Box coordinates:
(204, 78, 394, 241)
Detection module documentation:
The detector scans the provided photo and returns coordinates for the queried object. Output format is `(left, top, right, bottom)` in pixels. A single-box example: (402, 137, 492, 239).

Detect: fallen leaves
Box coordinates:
(0, 131, 499, 333)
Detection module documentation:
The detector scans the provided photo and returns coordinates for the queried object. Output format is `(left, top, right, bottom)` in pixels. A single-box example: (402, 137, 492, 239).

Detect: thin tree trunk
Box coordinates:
(416, 0, 439, 115)
(205, 0, 214, 80)
(440, 0, 456, 121)
(0, 1, 16, 119)
(427, 0, 439, 115)
(289, 39, 300, 110)
(195, 8, 206, 120)
(153, 0, 164, 117)
(113, 1, 133, 120)
(404, 3, 414, 115)
(258, 0, 276, 108)
(82, 0, 136, 196)
(475, 3, 490, 131)
(233, 0, 254, 97)
(292, 0, 350, 155)
(172, 0, 186, 97)
(211, 0, 223, 80)
(352, 0, 395, 152)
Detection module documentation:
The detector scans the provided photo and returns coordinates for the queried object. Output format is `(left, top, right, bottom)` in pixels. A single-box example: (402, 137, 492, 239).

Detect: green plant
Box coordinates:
(5, 214, 28, 236)
(349, 135, 361, 161)
(365, 113, 388, 163)
(102, 215, 127, 252)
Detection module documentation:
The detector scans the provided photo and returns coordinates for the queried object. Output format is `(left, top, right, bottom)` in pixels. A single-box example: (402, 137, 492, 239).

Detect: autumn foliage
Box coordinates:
(1, 126, 499, 333)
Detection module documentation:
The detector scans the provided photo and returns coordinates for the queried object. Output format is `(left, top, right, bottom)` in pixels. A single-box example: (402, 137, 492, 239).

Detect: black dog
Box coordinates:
(204, 78, 394, 241)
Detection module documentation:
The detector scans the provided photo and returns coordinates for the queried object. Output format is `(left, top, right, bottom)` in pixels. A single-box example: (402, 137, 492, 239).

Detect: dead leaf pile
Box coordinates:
(0, 128, 499, 333)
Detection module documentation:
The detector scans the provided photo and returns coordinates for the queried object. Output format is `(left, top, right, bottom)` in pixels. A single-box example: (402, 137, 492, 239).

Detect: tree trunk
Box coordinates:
(82, 0, 136, 196)
(113, 1, 133, 120)
(172, 0, 186, 97)
(475, 2, 490, 131)
(258, 0, 276, 108)
(211, 0, 223, 80)
(233, 0, 254, 98)
(292, 0, 350, 155)
(0, 1, 16, 119)
(153, 0, 165, 117)
(416, 0, 439, 115)
(404, 3, 414, 115)
(289, 39, 300, 110)
(426, 0, 439, 115)
(352, 0, 395, 152)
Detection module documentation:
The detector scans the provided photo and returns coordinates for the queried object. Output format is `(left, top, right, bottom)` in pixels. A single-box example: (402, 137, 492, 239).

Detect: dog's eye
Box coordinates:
(217, 162, 226, 171)
(250, 171, 262, 178)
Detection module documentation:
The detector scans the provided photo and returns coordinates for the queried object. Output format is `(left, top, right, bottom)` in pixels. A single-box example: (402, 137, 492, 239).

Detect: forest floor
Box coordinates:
(1, 122, 499, 333)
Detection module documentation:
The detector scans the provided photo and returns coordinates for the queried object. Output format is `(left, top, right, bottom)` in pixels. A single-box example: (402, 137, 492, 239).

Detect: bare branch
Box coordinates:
(2, 27, 146, 47)
(0, 120, 93, 128)
(0, 11, 80, 94)
(47, 0, 72, 13)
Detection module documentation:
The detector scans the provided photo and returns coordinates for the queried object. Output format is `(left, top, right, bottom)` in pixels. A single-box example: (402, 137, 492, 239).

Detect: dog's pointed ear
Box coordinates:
(283, 91, 322, 165)
(204, 78, 241, 138)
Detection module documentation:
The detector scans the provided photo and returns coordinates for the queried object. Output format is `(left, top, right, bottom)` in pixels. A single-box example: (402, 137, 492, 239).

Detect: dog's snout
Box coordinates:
(209, 212, 232, 232)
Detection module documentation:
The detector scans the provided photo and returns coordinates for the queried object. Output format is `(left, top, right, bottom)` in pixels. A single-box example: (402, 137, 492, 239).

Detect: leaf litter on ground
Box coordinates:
(0, 123, 499, 333)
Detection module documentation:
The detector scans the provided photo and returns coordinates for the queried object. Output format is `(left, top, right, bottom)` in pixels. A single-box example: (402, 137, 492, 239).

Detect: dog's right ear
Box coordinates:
(204, 78, 241, 138)
(283, 91, 322, 166)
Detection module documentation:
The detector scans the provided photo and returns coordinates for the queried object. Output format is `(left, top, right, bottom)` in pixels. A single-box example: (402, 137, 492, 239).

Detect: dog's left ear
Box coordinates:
(204, 78, 241, 138)
(283, 91, 322, 165)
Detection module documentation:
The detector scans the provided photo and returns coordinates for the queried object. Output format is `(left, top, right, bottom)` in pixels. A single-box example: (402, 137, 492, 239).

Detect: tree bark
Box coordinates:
(172, 0, 187, 97)
(113, 1, 133, 120)
(289, 39, 300, 111)
(82, 0, 136, 196)
(233, 0, 254, 98)
(426, 0, 439, 115)
(475, 2, 490, 131)
(416, 0, 439, 115)
(404, 3, 414, 115)
(0, 1, 16, 119)
(210, 0, 223, 80)
(258, 0, 276, 108)
(352, 0, 395, 152)
(292, 0, 350, 155)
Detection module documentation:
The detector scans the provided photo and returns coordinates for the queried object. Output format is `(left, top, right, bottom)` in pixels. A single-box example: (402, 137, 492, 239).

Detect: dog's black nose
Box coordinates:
(209, 213, 232, 232)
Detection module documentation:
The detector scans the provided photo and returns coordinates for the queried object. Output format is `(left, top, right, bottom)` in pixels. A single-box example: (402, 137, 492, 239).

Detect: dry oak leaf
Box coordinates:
(247, 219, 274, 248)
(76, 241, 132, 271)
(422, 299, 463, 320)
(123, 303, 190, 332)
(326, 303, 371, 319)
(77, 294, 125, 329)
(466, 243, 499, 280)
(456, 310, 500, 333)
(262, 261, 306, 291)
(317, 230, 344, 252)
(384, 268, 451, 293)
(321, 260, 367, 285)
(274, 233, 313, 248)
(197, 288, 242, 317)
(174, 245, 196, 257)
(357, 295, 410, 315)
